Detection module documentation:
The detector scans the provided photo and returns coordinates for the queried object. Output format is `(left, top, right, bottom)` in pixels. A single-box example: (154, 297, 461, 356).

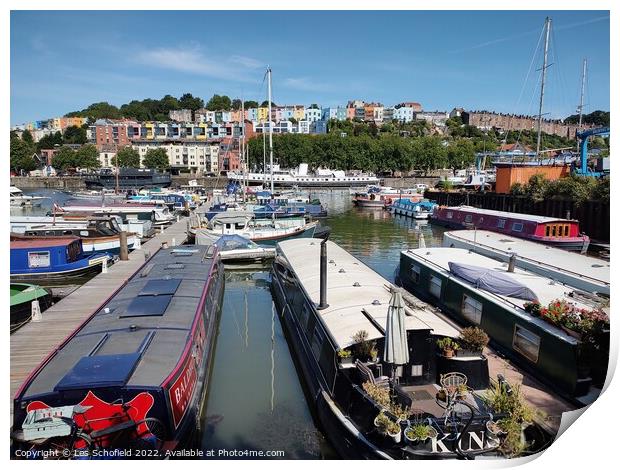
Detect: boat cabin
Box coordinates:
(10, 238, 84, 273)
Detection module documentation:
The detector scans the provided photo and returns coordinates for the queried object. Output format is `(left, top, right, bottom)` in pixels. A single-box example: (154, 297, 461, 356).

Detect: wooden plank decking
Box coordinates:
(10, 215, 193, 422)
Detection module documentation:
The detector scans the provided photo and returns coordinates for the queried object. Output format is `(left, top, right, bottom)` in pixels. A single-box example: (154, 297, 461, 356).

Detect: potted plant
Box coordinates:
(337, 348, 353, 365)
(404, 423, 438, 445)
(523, 301, 541, 317)
(436, 337, 460, 358)
(374, 412, 402, 444)
(458, 327, 489, 356)
(436, 388, 447, 402)
(351, 330, 378, 362)
(456, 383, 469, 399)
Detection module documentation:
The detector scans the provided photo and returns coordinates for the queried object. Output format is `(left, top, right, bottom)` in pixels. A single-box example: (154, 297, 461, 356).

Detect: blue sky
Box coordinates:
(10, 10, 610, 125)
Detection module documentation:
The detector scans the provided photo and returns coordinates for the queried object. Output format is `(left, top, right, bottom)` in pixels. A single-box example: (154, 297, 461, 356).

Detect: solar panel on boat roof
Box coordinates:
(121, 294, 172, 317)
(54, 353, 140, 391)
(139, 278, 181, 296)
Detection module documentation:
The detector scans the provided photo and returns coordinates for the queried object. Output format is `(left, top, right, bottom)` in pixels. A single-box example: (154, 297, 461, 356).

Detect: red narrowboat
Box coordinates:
(430, 206, 589, 251)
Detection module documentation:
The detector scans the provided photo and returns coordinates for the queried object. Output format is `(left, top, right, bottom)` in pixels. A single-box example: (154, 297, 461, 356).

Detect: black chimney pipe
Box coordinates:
(317, 237, 329, 310)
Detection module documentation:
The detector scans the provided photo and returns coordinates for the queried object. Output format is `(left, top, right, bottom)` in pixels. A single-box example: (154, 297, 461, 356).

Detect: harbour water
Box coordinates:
(14, 188, 448, 458)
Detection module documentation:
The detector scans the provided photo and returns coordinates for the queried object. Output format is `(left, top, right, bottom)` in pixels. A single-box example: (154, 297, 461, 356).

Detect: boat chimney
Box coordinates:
(317, 237, 329, 310)
(508, 253, 516, 273)
(566, 210, 571, 220)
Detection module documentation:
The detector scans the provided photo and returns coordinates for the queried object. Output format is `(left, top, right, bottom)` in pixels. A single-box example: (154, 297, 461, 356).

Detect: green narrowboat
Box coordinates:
(399, 247, 608, 402)
(10, 283, 53, 333)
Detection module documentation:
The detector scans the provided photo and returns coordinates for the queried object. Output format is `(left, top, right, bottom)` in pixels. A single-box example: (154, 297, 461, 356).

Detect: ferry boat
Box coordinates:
(10, 187, 48, 207)
(430, 206, 590, 252)
(228, 163, 379, 188)
(10, 283, 53, 333)
(389, 199, 438, 219)
(84, 168, 172, 190)
(271, 239, 547, 459)
(193, 213, 321, 246)
(11, 217, 138, 254)
(442, 230, 609, 295)
(11, 245, 225, 456)
(10, 238, 113, 286)
(399, 247, 609, 400)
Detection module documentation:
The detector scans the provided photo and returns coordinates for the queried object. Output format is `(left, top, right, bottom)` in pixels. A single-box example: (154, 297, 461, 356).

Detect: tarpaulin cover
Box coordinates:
(214, 235, 259, 251)
(448, 262, 538, 302)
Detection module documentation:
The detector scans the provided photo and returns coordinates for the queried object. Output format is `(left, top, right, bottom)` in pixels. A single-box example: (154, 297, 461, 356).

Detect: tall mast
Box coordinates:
(267, 66, 274, 193)
(240, 98, 246, 202)
(536, 17, 552, 156)
(578, 58, 587, 128)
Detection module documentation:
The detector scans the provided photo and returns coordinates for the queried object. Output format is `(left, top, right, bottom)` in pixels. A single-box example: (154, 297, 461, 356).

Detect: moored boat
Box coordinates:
(399, 247, 609, 400)
(58, 201, 175, 226)
(389, 199, 438, 219)
(213, 234, 276, 268)
(11, 245, 225, 457)
(10, 187, 48, 207)
(10, 238, 113, 287)
(10, 283, 53, 333)
(271, 239, 544, 459)
(442, 230, 609, 295)
(430, 206, 590, 252)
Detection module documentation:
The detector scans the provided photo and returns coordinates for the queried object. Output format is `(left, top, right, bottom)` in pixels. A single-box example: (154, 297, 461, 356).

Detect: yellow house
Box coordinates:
(196, 123, 208, 140)
(293, 106, 305, 121)
(144, 122, 155, 139)
(50, 118, 62, 130)
(257, 107, 269, 122)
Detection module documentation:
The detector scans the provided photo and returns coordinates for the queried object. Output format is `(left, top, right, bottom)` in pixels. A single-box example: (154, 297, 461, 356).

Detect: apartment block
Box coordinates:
(169, 109, 193, 122)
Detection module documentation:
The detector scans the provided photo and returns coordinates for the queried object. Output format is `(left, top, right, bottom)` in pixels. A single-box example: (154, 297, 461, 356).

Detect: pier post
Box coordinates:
(102, 258, 108, 273)
(317, 238, 329, 310)
(31, 300, 42, 322)
(119, 231, 129, 261)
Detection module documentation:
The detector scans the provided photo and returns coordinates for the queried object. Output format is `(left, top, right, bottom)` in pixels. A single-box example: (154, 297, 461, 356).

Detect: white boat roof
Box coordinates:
(443, 230, 609, 286)
(442, 205, 573, 224)
(277, 239, 459, 349)
(402, 248, 602, 340)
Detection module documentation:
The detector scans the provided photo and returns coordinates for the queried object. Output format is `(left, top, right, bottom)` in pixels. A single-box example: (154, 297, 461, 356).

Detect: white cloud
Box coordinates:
(135, 46, 256, 83)
(283, 77, 329, 92)
(229, 55, 263, 69)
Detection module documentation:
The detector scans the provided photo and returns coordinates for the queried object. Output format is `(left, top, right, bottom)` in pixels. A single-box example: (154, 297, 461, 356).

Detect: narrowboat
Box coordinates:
(430, 206, 590, 252)
(10, 238, 113, 286)
(389, 199, 438, 219)
(10, 217, 138, 255)
(272, 239, 542, 459)
(11, 245, 225, 456)
(442, 230, 609, 295)
(399, 247, 609, 400)
(10, 283, 53, 333)
(193, 213, 321, 246)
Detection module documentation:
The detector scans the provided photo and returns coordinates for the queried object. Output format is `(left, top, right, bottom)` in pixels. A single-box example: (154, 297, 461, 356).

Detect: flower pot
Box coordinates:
(561, 326, 582, 341)
(339, 356, 354, 365)
(443, 349, 454, 358)
(388, 428, 402, 444)
(404, 426, 437, 445)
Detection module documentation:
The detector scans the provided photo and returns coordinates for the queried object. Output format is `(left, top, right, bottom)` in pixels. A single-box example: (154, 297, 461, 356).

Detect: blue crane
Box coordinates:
(574, 126, 610, 177)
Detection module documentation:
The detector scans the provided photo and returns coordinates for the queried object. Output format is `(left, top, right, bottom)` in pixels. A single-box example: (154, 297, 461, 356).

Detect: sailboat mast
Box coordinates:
(267, 66, 274, 194)
(241, 98, 246, 203)
(536, 17, 552, 156)
(578, 58, 587, 128)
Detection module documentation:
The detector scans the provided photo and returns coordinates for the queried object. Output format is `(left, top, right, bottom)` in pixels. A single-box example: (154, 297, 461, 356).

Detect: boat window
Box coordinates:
(310, 324, 325, 361)
(545, 226, 550, 237)
(79, 230, 89, 237)
(464, 215, 472, 223)
(28, 251, 50, 268)
(299, 303, 311, 332)
(513, 325, 540, 363)
(411, 264, 420, 283)
(429, 275, 442, 298)
(512, 222, 523, 232)
(564, 225, 569, 237)
(462, 295, 483, 324)
(446, 211, 453, 219)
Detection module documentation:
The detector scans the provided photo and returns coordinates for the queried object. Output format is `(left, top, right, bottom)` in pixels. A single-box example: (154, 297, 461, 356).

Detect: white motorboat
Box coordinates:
(10, 187, 48, 207)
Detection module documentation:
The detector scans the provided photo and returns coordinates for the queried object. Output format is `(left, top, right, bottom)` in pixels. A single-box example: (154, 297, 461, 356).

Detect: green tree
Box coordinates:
(205, 94, 231, 111)
(412, 136, 448, 175)
(260, 100, 278, 108)
(52, 146, 77, 170)
(10, 138, 37, 173)
(114, 146, 141, 168)
(179, 93, 205, 111)
(143, 148, 170, 171)
(243, 100, 259, 109)
(36, 131, 64, 152)
(65, 102, 121, 120)
(160, 94, 181, 112)
(21, 129, 34, 145)
(231, 98, 242, 110)
(446, 140, 476, 174)
(63, 125, 87, 144)
(75, 144, 100, 169)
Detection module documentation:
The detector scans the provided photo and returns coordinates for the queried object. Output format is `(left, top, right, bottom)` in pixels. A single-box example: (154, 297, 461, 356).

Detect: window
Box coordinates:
(545, 226, 550, 237)
(310, 324, 325, 360)
(411, 264, 421, 283)
(497, 219, 506, 229)
(513, 326, 540, 362)
(429, 275, 442, 298)
(551, 226, 556, 237)
(564, 225, 569, 236)
(28, 251, 50, 268)
(462, 295, 483, 324)
(512, 222, 523, 232)
(465, 214, 472, 223)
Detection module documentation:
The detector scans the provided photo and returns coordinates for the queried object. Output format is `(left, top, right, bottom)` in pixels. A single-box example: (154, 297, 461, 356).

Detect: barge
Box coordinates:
(271, 239, 539, 459)
(430, 206, 590, 252)
(399, 247, 609, 401)
(12, 245, 225, 457)
(442, 230, 609, 295)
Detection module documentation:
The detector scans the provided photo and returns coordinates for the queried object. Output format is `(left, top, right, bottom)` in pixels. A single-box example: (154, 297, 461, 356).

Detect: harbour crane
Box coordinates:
(574, 126, 610, 177)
